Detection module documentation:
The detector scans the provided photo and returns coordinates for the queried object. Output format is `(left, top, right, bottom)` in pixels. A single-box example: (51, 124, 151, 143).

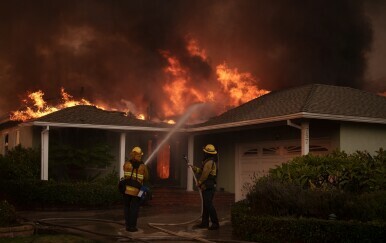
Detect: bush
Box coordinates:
(0, 200, 18, 227)
(0, 145, 40, 181)
(0, 173, 122, 209)
(232, 201, 386, 243)
(246, 177, 386, 222)
(49, 144, 114, 181)
(269, 149, 386, 193)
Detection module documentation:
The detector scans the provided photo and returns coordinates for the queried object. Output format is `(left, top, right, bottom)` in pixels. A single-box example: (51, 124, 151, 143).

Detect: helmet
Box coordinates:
(131, 146, 143, 155)
(203, 144, 217, 154)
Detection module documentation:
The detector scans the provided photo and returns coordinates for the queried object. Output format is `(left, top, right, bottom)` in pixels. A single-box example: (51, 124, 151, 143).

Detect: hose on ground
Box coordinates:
(146, 159, 214, 243)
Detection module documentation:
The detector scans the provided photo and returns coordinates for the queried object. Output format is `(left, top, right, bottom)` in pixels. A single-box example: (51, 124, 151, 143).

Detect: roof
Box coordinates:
(189, 84, 386, 131)
(25, 105, 172, 131)
(9, 84, 386, 132)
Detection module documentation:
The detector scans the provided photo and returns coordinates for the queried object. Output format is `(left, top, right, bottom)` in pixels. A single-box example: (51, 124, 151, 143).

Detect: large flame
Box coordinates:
(10, 88, 98, 121)
(10, 36, 270, 123)
(160, 36, 269, 117)
(216, 63, 269, 107)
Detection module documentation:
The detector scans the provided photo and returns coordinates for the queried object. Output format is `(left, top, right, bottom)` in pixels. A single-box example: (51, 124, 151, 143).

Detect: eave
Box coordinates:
(21, 121, 173, 132)
(185, 112, 386, 132)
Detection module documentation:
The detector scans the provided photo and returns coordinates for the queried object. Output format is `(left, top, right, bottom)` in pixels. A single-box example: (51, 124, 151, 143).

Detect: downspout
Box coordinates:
(41, 126, 49, 180)
(287, 120, 309, 155)
(187, 135, 195, 191)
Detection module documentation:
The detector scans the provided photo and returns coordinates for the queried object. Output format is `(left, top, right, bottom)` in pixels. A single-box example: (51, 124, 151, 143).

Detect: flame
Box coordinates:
(186, 36, 207, 60)
(379, 91, 386, 97)
(160, 38, 270, 118)
(137, 114, 145, 120)
(160, 50, 211, 117)
(216, 63, 269, 107)
(10, 88, 100, 121)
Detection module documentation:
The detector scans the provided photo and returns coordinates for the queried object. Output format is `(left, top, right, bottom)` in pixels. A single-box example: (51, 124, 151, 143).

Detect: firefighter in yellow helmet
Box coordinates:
(123, 146, 149, 232)
(190, 144, 219, 230)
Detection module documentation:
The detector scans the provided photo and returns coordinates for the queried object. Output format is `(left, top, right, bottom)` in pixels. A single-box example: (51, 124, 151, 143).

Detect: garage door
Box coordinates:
(235, 139, 330, 201)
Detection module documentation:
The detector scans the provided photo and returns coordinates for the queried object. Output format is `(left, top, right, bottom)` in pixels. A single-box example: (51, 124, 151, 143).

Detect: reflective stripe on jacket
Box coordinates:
(123, 160, 148, 196)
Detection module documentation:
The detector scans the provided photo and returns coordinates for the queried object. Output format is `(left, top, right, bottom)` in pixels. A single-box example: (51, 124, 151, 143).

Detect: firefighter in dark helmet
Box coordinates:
(190, 144, 220, 230)
(123, 146, 149, 232)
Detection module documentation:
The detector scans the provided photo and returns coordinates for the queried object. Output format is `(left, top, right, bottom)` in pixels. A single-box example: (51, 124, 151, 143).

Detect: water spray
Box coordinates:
(144, 103, 206, 166)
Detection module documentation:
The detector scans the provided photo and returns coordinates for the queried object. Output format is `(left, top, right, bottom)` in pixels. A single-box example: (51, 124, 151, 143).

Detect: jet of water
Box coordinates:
(144, 103, 206, 165)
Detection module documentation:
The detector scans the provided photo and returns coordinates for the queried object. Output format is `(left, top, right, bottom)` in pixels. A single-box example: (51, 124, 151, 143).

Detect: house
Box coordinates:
(1, 84, 386, 201)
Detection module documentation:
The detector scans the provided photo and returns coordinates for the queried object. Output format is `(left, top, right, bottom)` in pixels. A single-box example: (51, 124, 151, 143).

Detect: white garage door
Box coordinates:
(235, 139, 330, 201)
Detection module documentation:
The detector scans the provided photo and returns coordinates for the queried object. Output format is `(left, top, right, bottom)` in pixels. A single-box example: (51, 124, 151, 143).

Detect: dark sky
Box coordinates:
(0, 0, 385, 119)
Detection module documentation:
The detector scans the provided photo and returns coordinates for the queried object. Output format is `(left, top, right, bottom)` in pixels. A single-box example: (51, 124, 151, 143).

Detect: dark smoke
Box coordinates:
(0, 0, 376, 118)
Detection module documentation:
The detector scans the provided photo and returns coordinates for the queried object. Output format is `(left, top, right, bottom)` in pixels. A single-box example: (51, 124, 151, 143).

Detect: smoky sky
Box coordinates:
(0, 0, 380, 118)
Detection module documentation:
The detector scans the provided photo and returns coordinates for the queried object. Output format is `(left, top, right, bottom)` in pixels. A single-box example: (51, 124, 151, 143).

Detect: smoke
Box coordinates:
(0, 0, 378, 117)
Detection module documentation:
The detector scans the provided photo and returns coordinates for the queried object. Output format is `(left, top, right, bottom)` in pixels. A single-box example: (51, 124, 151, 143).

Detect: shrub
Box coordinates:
(232, 201, 386, 243)
(0, 200, 18, 227)
(246, 177, 386, 222)
(269, 148, 386, 193)
(0, 179, 122, 209)
(0, 145, 40, 181)
(49, 144, 114, 181)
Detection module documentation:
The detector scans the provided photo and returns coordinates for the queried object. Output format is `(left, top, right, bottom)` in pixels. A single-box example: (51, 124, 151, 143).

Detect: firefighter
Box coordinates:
(190, 144, 220, 230)
(123, 146, 149, 232)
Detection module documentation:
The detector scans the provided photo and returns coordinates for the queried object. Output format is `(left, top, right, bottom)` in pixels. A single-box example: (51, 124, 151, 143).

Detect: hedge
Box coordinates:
(0, 180, 122, 209)
(232, 201, 386, 243)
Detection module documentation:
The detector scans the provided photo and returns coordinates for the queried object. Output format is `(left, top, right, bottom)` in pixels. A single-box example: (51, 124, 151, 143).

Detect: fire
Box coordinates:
(137, 114, 145, 120)
(160, 37, 269, 118)
(216, 63, 269, 107)
(160, 50, 211, 117)
(186, 36, 207, 60)
(10, 88, 99, 121)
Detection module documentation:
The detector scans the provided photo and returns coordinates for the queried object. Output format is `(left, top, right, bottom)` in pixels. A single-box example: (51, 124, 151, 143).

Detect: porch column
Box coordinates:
(41, 126, 49, 180)
(119, 132, 126, 179)
(187, 134, 195, 191)
(301, 121, 310, 155)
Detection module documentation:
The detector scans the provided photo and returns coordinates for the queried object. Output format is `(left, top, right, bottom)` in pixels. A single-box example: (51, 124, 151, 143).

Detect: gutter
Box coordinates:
(20, 112, 386, 133)
(21, 121, 173, 132)
(186, 112, 386, 132)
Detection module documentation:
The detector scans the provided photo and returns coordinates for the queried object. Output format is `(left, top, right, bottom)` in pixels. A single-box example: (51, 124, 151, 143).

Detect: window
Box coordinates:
(243, 148, 258, 156)
(262, 147, 279, 155)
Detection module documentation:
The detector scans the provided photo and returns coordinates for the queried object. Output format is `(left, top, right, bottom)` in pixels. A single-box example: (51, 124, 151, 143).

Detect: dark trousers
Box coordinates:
(123, 194, 141, 228)
(201, 188, 219, 226)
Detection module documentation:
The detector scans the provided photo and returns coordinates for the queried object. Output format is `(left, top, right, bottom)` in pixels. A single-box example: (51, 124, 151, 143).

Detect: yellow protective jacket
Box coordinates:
(192, 158, 217, 190)
(123, 159, 149, 196)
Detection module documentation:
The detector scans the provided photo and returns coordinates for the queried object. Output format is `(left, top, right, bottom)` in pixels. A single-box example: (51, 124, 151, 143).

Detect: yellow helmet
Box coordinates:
(203, 144, 217, 154)
(131, 146, 143, 155)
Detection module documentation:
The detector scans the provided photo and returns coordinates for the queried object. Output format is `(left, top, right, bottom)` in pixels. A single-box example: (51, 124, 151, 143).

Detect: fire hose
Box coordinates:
(145, 155, 213, 242)
(27, 157, 250, 242)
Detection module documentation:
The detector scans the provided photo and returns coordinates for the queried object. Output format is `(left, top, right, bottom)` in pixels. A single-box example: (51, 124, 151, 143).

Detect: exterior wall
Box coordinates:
(340, 122, 386, 155)
(0, 125, 35, 155)
(193, 121, 340, 194)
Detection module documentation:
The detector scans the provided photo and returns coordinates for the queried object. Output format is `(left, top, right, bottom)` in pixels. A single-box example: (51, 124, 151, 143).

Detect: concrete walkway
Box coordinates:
(19, 204, 252, 243)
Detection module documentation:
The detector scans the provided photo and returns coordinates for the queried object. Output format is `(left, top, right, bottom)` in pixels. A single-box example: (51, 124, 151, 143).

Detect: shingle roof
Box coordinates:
(20, 84, 386, 131)
(31, 105, 171, 128)
(196, 84, 386, 127)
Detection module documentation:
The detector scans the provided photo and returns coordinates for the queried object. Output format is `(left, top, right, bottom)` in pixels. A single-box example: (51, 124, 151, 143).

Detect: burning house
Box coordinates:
(1, 84, 386, 201)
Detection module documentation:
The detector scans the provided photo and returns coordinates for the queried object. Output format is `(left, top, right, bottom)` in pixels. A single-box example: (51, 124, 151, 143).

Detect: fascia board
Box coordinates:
(22, 121, 172, 132)
(302, 113, 386, 124)
(20, 113, 386, 133)
(186, 113, 304, 132)
(186, 112, 386, 132)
